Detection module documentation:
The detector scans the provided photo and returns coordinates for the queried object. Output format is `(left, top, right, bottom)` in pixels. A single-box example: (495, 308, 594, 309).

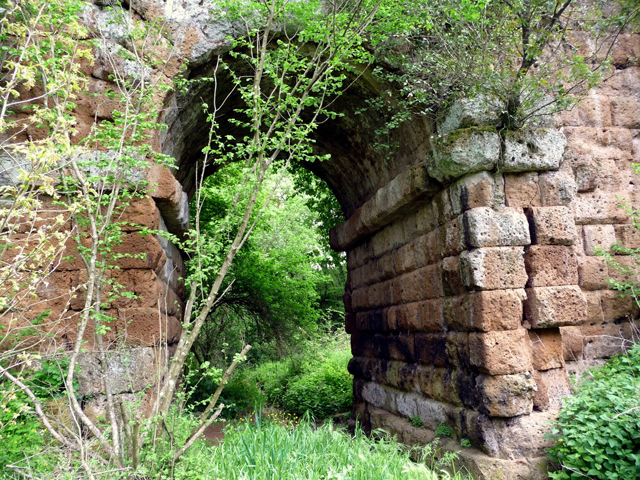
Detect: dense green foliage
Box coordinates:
(170, 416, 471, 480)
(189, 337, 353, 420)
(189, 166, 346, 364)
(547, 345, 640, 479)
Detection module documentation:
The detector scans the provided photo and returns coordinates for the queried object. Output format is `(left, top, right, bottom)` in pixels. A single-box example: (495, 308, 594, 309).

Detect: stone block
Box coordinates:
(436, 95, 502, 135)
(414, 333, 448, 367)
(574, 163, 598, 192)
(584, 291, 605, 324)
(524, 286, 588, 328)
(76, 347, 155, 396)
(582, 321, 634, 359)
(539, 170, 577, 206)
(578, 256, 609, 290)
(526, 206, 578, 246)
(600, 289, 639, 322)
(608, 255, 640, 285)
(116, 307, 182, 346)
(445, 332, 470, 369)
(415, 202, 438, 235)
(532, 368, 571, 411)
(469, 329, 532, 375)
(388, 333, 415, 362)
(528, 328, 564, 371)
(524, 245, 579, 287)
(428, 127, 501, 183)
(583, 224, 616, 255)
(614, 224, 640, 251)
(109, 233, 167, 271)
(441, 256, 466, 296)
(444, 289, 525, 332)
(119, 196, 160, 232)
(460, 247, 528, 290)
(449, 171, 504, 214)
(572, 192, 630, 225)
(560, 326, 584, 361)
(437, 216, 465, 258)
(417, 299, 445, 332)
(477, 373, 536, 417)
(463, 207, 531, 248)
(401, 265, 443, 302)
(501, 128, 566, 172)
(504, 172, 542, 208)
(610, 96, 640, 128)
(433, 188, 455, 226)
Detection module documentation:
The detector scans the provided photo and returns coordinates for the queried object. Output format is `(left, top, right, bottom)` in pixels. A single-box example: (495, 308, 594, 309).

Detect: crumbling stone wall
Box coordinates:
(4, 1, 639, 478)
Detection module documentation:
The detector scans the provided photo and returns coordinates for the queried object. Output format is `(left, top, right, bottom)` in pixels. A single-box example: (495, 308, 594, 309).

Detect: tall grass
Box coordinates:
(175, 416, 472, 480)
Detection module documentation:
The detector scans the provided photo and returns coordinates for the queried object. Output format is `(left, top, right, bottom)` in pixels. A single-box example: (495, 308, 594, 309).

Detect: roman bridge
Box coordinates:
(9, 1, 640, 478)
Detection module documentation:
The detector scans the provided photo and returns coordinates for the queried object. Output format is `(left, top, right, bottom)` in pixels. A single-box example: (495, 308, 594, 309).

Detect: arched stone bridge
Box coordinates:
(14, 2, 640, 478)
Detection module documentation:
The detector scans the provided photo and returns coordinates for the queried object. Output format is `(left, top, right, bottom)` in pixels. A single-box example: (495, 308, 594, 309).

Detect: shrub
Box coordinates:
(280, 347, 353, 419)
(547, 344, 640, 480)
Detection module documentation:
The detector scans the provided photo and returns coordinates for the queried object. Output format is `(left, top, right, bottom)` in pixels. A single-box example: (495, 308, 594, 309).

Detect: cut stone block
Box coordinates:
(532, 368, 571, 411)
(501, 128, 566, 172)
(449, 171, 505, 215)
(477, 373, 536, 417)
(583, 224, 617, 256)
(526, 206, 578, 246)
(76, 347, 155, 396)
(524, 245, 579, 287)
(428, 127, 501, 183)
(460, 247, 528, 290)
(436, 95, 502, 135)
(539, 171, 577, 206)
(504, 172, 542, 208)
(614, 224, 640, 251)
(463, 207, 531, 248)
(572, 192, 630, 225)
(444, 289, 526, 332)
(528, 328, 564, 370)
(577, 256, 609, 290)
(524, 285, 588, 328)
(560, 326, 584, 361)
(469, 329, 533, 375)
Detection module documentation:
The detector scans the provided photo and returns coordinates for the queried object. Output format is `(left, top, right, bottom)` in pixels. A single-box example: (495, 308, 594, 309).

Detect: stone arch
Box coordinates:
(16, 2, 640, 478)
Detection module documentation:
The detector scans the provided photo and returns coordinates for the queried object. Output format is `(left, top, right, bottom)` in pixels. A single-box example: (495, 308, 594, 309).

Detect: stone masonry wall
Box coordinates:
(330, 43, 640, 478)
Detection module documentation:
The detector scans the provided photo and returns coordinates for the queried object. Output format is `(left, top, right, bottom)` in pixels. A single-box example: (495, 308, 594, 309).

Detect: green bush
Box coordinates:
(280, 348, 353, 419)
(547, 344, 640, 480)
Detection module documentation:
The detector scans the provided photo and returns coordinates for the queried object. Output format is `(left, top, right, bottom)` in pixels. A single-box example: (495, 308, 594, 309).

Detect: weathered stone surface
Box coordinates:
(449, 172, 505, 214)
(614, 223, 640, 251)
(526, 206, 578, 246)
(76, 347, 155, 396)
(572, 191, 630, 224)
(463, 207, 531, 248)
(469, 329, 532, 375)
(524, 286, 588, 328)
(539, 170, 578, 206)
(501, 128, 566, 172)
(560, 326, 584, 361)
(477, 373, 536, 417)
(600, 289, 640, 321)
(528, 328, 564, 371)
(582, 224, 616, 255)
(460, 247, 528, 290)
(532, 368, 571, 411)
(577, 256, 609, 290)
(437, 216, 465, 258)
(504, 172, 542, 208)
(428, 127, 501, 183)
(524, 245, 579, 287)
(444, 289, 526, 332)
(441, 256, 466, 296)
(436, 96, 502, 135)
(582, 320, 636, 359)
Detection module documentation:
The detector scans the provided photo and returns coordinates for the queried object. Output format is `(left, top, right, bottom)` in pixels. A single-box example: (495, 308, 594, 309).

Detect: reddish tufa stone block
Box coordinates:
(119, 196, 160, 232)
(460, 247, 528, 290)
(572, 191, 630, 225)
(444, 289, 525, 332)
(600, 289, 640, 322)
(441, 256, 465, 296)
(417, 299, 445, 332)
(526, 206, 578, 246)
(524, 285, 588, 328)
(532, 368, 571, 411)
(414, 333, 448, 367)
(560, 326, 584, 362)
(437, 216, 465, 258)
(504, 172, 542, 209)
(528, 328, 564, 371)
(614, 224, 640, 251)
(578, 256, 609, 290)
(477, 373, 536, 417)
(401, 264, 443, 303)
(582, 224, 617, 255)
(524, 245, 579, 287)
(584, 291, 605, 324)
(469, 329, 533, 375)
